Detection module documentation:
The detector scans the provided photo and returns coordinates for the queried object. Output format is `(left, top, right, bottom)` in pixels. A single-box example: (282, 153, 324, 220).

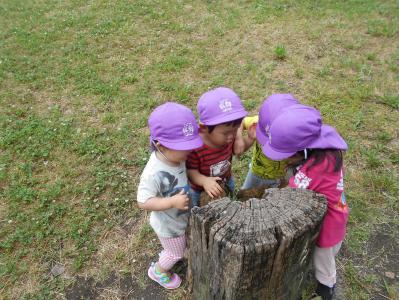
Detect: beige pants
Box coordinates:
(313, 241, 342, 287)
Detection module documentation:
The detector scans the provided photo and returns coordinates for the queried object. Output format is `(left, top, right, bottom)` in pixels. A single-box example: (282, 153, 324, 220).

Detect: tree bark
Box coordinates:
(188, 187, 327, 300)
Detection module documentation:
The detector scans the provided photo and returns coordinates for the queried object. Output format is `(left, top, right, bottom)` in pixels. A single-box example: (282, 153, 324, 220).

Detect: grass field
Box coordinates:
(1, 0, 398, 299)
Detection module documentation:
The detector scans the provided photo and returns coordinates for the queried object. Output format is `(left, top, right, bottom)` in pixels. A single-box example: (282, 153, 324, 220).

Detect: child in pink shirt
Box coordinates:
(258, 103, 348, 300)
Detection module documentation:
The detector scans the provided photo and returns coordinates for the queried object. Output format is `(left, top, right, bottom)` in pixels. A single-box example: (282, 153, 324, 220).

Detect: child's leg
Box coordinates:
(313, 241, 342, 287)
(157, 235, 186, 272)
(190, 189, 202, 207)
(226, 177, 235, 195)
(148, 235, 186, 289)
(241, 168, 280, 189)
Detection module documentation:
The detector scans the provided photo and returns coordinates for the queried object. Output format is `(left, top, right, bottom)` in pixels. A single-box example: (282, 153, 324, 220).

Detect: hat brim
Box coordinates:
(260, 125, 347, 161)
(202, 110, 248, 126)
(261, 141, 297, 161)
(159, 135, 203, 151)
(307, 125, 348, 150)
(256, 124, 296, 160)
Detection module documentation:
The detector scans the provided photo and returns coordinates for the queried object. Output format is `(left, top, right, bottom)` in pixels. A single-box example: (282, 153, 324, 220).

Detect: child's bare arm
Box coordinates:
(137, 190, 189, 211)
(234, 122, 256, 156)
(234, 122, 246, 156)
(187, 169, 224, 198)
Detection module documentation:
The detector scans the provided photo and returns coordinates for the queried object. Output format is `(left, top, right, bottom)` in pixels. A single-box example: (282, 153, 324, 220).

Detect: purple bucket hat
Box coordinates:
(197, 87, 248, 125)
(260, 105, 348, 160)
(256, 94, 299, 147)
(148, 102, 203, 151)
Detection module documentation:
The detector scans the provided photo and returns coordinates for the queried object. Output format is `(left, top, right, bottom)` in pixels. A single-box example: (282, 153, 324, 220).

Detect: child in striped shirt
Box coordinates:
(187, 87, 248, 206)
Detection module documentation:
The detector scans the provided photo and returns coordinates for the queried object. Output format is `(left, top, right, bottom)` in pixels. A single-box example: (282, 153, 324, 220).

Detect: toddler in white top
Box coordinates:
(137, 102, 202, 289)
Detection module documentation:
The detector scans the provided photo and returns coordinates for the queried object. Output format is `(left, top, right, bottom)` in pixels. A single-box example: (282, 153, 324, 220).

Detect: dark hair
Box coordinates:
(150, 139, 158, 151)
(305, 149, 343, 172)
(207, 118, 243, 133)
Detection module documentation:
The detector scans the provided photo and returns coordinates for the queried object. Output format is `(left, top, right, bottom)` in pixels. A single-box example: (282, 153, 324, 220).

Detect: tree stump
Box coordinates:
(188, 187, 327, 300)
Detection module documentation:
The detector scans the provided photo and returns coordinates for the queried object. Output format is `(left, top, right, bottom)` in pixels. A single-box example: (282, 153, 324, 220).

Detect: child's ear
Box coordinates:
(155, 142, 166, 151)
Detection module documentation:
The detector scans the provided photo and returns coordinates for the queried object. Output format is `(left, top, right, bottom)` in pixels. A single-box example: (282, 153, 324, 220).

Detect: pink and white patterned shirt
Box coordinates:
(289, 155, 349, 247)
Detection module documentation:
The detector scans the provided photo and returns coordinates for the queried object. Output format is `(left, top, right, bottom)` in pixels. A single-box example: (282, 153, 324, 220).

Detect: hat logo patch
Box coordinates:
(182, 122, 194, 136)
(219, 99, 232, 113)
(264, 124, 270, 136)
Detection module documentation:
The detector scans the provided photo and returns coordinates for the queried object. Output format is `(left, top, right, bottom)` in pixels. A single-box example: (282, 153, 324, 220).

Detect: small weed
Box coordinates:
(352, 111, 364, 129)
(274, 45, 286, 60)
(367, 19, 398, 37)
(318, 66, 332, 77)
(101, 112, 116, 124)
(390, 153, 399, 165)
(357, 64, 372, 82)
(211, 26, 225, 37)
(376, 131, 392, 142)
(123, 74, 139, 84)
(366, 52, 377, 61)
(364, 149, 382, 168)
(380, 95, 399, 109)
(275, 80, 288, 91)
(295, 68, 304, 79)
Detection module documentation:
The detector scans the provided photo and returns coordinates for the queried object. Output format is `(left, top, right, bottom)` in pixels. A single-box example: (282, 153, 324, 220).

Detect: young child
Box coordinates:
(235, 94, 299, 189)
(186, 87, 248, 206)
(259, 104, 349, 300)
(137, 102, 203, 289)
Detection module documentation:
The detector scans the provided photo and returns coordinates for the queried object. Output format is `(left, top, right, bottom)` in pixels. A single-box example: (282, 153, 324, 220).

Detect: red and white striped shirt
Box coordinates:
(186, 142, 234, 191)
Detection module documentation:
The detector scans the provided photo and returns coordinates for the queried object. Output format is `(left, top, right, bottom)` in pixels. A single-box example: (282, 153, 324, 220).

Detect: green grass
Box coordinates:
(275, 45, 287, 60)
(1, 0, 398, 298)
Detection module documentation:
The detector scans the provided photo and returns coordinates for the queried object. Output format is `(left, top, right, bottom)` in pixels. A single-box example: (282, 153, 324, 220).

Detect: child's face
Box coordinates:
(163, 148, 192, 164)
(204, 124, 240, 148)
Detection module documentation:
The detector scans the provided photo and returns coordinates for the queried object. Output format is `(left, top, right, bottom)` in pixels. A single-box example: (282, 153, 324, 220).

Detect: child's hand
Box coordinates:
(234, 123, 246, 157)
(247, 123, 257, 140)
(203, 177, 224, 198)
(170, 189, 190, 210)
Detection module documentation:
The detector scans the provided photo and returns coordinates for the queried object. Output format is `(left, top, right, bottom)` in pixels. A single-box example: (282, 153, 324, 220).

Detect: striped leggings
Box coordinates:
(157, 235, 186, 271)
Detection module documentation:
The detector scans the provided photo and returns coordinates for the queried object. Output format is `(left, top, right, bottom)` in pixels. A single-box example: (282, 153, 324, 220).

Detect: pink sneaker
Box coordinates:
(147, 263, 182, 289)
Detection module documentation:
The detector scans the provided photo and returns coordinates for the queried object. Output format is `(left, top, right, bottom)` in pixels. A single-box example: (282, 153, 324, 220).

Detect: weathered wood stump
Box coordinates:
(188, 187, 327, 300)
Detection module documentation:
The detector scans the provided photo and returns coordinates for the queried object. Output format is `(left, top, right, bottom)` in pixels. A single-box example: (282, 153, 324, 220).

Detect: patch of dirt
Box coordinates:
(367, 224, 399, 280)
(65, 260, 188, 299)
(65, 272, 165, 300)
(339, 222, 399, 299)
(65, 276, 99, 300)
